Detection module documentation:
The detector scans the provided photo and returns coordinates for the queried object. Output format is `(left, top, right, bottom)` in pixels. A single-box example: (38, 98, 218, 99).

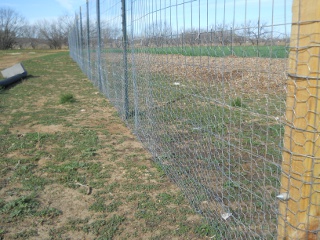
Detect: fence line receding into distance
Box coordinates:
(68, 0, 320, 238)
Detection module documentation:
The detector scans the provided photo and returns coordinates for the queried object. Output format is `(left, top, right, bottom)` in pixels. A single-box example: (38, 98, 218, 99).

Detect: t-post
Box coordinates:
(121, 0, 129, 119)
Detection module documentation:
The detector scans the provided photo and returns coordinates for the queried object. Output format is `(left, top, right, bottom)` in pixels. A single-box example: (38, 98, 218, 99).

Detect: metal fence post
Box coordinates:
(86, 0, 91, 79)
(130, 0, 139, 130)
(96, 0, 102, 91)
(277, 0, 320, 238)
(121, 0, 129, 119)
(75, 14, 80, 64)
(230, 27, 233, 55)
(79, 6, 84, 71)
(74, 14, 77, 59)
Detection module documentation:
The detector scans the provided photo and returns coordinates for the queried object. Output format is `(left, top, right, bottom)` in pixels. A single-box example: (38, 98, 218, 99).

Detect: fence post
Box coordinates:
(277, 0, 320, 239)
(230, 27, 233, 55)
(86, 0, 91, 79)
(74, 14, 78, 60)
(79, 6, 84, 71)
(130, 1, 138, 129)
(96, 0, 102, 91)
(76, 14, 82, 64)
(121, 0, 129, 119)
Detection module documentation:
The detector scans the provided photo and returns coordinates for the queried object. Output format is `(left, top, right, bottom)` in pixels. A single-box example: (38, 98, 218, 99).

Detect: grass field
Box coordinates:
(145, 45, 288, 58)
(105, 45, 288, 58)
(0, 50, 215, 240)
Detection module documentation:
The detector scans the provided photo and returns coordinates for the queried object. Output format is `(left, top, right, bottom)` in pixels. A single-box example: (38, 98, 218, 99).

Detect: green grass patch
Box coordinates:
(194, 223, 219, 238)
(82, 215, 125, 238)
(12, 229, 39, 239)
(59, 93, 76, 104)
(105, 45, 288, 58)
(35, 207, 62, 218)
(231, 97, 246, 108)
(0, 194, 39, 219)
(143, 45, 287, 58)
(89, 198, 107, 212)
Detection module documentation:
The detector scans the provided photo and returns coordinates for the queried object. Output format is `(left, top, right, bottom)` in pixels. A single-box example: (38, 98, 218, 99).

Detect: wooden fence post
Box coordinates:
(277, 0, 320, 239)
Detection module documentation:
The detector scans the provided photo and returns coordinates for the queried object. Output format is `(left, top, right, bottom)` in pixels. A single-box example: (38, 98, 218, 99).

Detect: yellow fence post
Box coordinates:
(277, 0, 320, 239)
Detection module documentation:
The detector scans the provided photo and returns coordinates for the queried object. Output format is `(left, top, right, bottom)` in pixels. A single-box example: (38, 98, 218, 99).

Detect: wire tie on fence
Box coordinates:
(292, 20, 320, 25)
(282, 147, 320, 160)
(289, 45, 320, 51)
(276, 192, 290, 201)
(287, 73, 320, 80)
(282, 122, 320, 134)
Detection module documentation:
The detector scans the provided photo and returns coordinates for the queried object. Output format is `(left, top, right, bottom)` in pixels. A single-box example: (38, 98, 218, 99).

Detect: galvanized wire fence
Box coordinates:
(69, 0, 320, 238)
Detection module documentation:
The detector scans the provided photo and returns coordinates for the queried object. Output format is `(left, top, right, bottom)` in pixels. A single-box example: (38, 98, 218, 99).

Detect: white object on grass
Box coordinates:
(221, 212, 232, 220)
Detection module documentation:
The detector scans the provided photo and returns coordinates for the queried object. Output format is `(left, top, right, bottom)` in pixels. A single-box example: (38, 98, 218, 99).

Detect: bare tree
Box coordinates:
(37, 15, 72, 49)
(100, 20, 121, 48)
(244, 20, 269, 46)
(214, 24, 233, 45)
(0, 8, 26, 49)
(20, 24, 40, 49)
(58, 14, 74, 47)
(182, 28, 199, 46)
(233, 25, 247, 46)
(37, 19, 63, 49)
(143, 21, 172, 47)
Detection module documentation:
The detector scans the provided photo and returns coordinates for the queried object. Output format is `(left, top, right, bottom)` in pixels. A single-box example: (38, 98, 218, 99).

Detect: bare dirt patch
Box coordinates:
(10, 124, 67, 135)
(115, 53, 287, 94)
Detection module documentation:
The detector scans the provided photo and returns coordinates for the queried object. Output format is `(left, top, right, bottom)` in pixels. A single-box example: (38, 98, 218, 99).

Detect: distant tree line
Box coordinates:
(0, 6, 289, 51)
(134, 21, 289, 48)
(0, 7, 73, 50)
(80, 20, 289, 50)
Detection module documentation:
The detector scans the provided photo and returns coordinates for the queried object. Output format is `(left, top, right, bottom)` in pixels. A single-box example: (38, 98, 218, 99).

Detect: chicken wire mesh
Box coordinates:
(68, 0, 320, 238)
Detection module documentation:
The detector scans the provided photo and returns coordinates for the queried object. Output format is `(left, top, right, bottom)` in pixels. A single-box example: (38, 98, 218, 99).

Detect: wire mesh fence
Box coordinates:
(68, 0, 320, 238)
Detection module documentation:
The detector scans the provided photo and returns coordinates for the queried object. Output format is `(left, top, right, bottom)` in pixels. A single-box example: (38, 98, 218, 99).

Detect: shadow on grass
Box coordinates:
(0, 75, 40, 90)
